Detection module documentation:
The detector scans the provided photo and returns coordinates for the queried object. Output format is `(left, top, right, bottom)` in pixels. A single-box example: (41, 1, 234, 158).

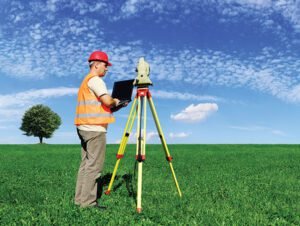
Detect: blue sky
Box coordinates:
(1, 0, 300, 144)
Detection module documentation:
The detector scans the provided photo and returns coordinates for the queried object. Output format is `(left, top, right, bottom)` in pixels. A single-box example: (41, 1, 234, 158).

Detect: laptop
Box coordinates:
(111, 79, 134, 111)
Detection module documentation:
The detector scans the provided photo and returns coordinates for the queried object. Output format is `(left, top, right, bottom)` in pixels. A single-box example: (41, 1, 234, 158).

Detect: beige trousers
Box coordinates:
(75, 129, 106, 207)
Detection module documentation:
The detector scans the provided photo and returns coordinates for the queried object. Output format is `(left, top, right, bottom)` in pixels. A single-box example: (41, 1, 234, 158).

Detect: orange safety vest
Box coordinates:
(74, 74, 115, 125)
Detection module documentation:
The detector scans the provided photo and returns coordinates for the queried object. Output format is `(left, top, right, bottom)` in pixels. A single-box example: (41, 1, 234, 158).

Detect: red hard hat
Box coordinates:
(88, 51, 112, 66)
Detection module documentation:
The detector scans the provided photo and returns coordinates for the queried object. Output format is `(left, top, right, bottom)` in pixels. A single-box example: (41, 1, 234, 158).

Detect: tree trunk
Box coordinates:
(39, 136, 43, 144)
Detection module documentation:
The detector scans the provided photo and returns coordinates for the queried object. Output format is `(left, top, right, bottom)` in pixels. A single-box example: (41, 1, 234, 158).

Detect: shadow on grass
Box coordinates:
(97, 173, 135, 201)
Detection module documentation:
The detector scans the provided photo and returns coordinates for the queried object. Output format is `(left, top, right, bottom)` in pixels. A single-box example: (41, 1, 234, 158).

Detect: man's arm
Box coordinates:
(99, 94, 120, 108)
(88, 77, 120, 108)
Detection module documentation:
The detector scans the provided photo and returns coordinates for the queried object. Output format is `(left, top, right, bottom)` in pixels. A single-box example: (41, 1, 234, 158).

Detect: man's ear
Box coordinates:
(94, 62, 100, 69)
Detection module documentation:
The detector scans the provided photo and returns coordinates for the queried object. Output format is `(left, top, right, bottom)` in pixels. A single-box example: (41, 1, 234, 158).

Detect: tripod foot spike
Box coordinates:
(104, 190, 111, 195)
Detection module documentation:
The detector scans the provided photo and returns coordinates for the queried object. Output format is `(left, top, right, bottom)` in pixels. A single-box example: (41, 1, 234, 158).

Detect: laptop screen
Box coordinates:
(111, 79, 134, 101)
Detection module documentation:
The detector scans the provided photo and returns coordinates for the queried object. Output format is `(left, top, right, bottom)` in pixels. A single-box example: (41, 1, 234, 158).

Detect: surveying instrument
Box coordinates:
(105, 57, 182, 213)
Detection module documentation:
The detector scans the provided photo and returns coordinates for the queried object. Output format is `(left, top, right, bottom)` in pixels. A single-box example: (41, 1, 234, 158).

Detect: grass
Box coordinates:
(0, 144, 300, 225)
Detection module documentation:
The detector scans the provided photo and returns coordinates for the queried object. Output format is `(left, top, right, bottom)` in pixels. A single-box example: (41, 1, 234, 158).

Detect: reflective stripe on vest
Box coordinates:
(76, 113, 113, 118)
(77, 100, 102, 106)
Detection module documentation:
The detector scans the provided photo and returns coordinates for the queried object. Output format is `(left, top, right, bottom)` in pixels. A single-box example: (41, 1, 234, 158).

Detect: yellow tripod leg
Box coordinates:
(148, 97, 182, 197)
(136, 95, 143, 212)
(137, 95, 147, 213)
(137, 161, 143, 213)
(143, 95, 147, 159)
(105, 98, 137, 195)
(117, 98, 138, 160)
(135, 96, 141, 161)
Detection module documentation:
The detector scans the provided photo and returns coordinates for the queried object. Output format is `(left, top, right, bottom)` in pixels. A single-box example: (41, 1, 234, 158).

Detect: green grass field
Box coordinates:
(0, 144, 300, 225)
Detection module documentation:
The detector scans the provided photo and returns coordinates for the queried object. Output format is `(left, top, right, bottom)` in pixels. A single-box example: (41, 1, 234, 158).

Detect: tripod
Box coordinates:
(105, 86, 182, 213)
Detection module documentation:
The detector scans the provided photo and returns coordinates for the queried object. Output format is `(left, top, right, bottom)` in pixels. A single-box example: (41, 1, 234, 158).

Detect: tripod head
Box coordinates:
(133, 57, 153, 88)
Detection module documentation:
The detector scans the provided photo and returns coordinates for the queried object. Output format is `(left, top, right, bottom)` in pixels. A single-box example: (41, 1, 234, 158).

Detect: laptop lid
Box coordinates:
(111, 79, 134, 102)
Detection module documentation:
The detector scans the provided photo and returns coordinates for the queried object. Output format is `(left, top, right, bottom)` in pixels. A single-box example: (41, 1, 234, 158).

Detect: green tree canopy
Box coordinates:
(20, 104, 61, 144)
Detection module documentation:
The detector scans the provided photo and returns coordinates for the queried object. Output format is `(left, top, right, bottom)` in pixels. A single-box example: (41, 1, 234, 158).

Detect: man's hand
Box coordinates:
(110, 100, 129, 112)
(122, 101, 129, 107)
(99, 95, 120, 108)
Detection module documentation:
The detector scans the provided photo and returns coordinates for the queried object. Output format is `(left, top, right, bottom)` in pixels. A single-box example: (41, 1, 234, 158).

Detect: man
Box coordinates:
(74, 50, 120, 209)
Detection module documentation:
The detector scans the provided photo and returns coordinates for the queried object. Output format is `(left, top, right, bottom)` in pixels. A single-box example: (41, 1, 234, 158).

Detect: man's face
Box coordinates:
(95, 61, 108, 77)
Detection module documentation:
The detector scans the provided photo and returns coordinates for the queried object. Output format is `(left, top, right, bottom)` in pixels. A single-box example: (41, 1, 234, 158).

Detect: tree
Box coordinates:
(20, 104, 61, 144)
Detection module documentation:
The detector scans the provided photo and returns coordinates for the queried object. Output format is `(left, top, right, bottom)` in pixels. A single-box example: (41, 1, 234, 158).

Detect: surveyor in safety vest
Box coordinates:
(74, 51, 121, 209)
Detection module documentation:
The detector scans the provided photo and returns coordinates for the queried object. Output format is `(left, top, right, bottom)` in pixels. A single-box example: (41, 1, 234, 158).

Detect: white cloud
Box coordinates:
(50, 131, 78, 144)
(0, 12, 104, 79)
(1, 31, 300, 104)
(113, 0, 300, 35)
(152, 90, 222, 102)
(171, 103, 218, 123)
(216, 1, 296, 24)
(271, 130, 286, 136)
(229, 125, 268, 131)
(1, 0, 300, 105)
(146, 131, 159, 141)
(169, 132, 190, 138)
(46, 0, 59, 12)
(0, 109, 23, 118)
(229, 125, 286, 136)
(0, 87, 77, 108)
(0, 87, 77, 122)
(5, 1, 300, 34)
(121, 0, 139, 16)
(146, 47, 300, 104)
(285, 84, 300, 102)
